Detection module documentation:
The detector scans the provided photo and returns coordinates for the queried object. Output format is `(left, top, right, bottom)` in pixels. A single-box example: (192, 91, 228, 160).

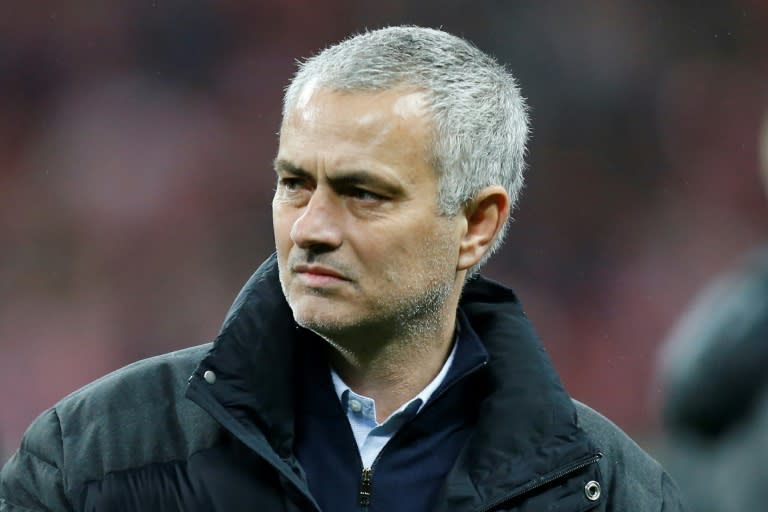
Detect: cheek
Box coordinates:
(272, 210, 295, 246)
(418, 223, 461, 268)
(366, 222, 452, 276)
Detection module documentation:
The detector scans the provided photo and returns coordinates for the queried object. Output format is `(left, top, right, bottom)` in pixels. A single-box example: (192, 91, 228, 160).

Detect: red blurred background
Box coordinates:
(2, 0, 767, 461)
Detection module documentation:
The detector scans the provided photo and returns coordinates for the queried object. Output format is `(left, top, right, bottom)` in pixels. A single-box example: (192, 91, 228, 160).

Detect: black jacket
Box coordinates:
(1, 255, 685, 511)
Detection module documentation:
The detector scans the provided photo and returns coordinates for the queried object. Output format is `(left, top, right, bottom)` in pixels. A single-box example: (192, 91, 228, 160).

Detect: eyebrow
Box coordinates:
(273, 158, 304, 176)
(273, 158, 405, 196)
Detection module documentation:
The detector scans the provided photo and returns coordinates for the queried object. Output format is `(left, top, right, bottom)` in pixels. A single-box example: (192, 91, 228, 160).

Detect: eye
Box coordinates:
(349, 188, 385, 201)
(278, 177, 306, 191)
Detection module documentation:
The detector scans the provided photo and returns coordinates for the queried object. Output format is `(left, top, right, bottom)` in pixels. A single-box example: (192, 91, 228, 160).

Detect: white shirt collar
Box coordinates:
(330, 339, 459, 425)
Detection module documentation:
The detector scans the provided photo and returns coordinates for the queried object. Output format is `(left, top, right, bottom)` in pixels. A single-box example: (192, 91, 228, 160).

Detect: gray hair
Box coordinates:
(282, 26, 530, 273)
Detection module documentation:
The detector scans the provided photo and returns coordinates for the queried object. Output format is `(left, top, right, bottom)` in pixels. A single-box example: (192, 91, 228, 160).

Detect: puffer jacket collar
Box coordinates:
(186, 254, 601, 511)
(439, 277, 600, 510)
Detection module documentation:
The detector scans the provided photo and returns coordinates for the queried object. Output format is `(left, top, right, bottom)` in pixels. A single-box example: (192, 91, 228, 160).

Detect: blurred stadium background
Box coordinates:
(1, 0, 767, 466)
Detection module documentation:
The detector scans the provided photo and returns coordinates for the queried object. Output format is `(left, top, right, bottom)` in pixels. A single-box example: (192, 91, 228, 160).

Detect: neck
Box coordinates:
(324, 302, 459, 423)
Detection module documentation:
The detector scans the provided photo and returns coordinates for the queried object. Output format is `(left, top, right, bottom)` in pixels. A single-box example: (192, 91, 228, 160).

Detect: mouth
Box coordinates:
(292, 263, 350, 285)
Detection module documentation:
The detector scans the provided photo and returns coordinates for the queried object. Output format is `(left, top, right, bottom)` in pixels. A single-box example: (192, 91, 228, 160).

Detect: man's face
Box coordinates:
(273, 87, 465, 341)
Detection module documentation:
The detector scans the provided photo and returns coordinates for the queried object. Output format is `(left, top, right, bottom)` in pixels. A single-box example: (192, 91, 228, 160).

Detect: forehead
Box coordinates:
(288, 83, 431, 125)
(278, 87, 434, 181)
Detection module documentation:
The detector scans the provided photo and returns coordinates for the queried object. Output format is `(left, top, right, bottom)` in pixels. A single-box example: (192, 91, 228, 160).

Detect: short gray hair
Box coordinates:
(283, 26, 530, 273)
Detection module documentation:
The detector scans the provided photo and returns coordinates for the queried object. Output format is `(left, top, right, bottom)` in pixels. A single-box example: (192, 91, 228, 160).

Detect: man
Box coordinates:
(658, 113, 768, 512)
(1, 26, 684, 511)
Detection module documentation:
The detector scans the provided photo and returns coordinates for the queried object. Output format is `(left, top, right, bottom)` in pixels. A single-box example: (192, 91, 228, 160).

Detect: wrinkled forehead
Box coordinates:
(277, 86, 439, 190)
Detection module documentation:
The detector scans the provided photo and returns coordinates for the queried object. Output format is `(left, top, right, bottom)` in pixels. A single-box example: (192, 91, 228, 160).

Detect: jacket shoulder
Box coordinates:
(57, 342, 210, 416)
(59, 343, 221, 480)
(573, 400, 687, 511)
(2, 343, 221, 508)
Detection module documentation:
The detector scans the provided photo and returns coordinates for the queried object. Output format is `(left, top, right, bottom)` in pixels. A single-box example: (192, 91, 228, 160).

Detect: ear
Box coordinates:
(457, 186, 510, 271)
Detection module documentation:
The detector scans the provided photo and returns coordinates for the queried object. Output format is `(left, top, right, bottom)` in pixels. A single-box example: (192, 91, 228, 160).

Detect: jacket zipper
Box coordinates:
(359, 467, 373, 510)
(474, 452, 603, 512)
(358, 440, 386, 511)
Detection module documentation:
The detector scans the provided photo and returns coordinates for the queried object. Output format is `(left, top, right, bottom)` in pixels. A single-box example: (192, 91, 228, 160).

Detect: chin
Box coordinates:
(289, 299, 351, 333)
(294, 315, 353, 341)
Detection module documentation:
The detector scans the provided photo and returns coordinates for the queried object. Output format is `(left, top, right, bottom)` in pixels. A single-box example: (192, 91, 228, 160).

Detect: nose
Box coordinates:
(290, 189, 343, 251)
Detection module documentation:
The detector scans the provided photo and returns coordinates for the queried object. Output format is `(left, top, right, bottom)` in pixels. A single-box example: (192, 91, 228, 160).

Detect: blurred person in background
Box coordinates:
(658, 113, 768, 512)
(1, 26, 685, 511)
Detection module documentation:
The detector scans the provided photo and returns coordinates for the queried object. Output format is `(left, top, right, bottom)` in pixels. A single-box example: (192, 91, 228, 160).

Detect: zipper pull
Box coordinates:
(359, 467, 373, 509)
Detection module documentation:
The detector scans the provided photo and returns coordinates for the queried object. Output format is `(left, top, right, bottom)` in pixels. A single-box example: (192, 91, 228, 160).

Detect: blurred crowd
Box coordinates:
(2, 0, 768, 464)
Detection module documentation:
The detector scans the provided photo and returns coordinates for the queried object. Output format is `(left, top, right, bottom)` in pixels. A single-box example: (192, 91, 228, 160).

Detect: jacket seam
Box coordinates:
(53, 407, 75, 510)
(0, 497, 43, 512)
(15, 444, 60, 473)
(77, 446, 217, 490)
